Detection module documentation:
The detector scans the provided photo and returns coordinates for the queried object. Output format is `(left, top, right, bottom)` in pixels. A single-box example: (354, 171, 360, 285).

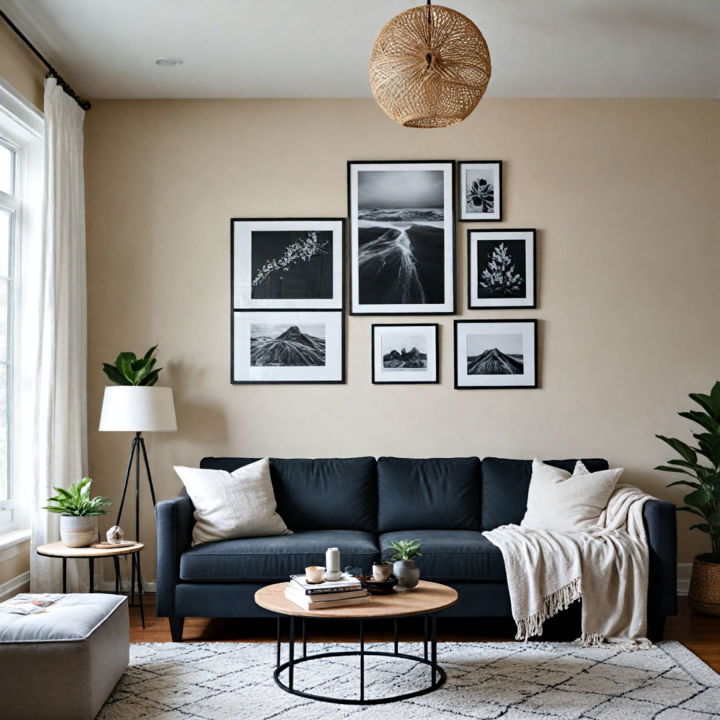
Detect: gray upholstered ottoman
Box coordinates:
(0, 593, 128, 720)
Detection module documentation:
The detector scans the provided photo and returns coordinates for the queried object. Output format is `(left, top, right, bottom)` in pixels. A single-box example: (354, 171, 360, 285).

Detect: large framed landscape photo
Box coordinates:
(372, 323, 439, 384)
(454, 319, 538, 389)
(468, 229, 536, 308)
(231, 218, 344, 310)
(459, 161, 502, 221)
(348, 161, 455, 315)
(232, 310, 344, 384)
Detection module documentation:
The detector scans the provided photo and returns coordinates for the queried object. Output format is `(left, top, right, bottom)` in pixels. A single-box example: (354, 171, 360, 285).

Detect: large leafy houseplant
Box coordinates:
(656, 381, 720, 560)
(102, 345, 162, 386)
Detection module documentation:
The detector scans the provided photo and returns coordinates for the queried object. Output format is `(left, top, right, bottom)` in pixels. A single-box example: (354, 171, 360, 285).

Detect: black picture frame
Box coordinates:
(371, 323, 440, 384)
(230, 218, 345, 311)
(458, 161, 502, 221)
(467, 229, 537, 309)
(454, 319, 538, 389)
(230, 310, 345, 384)
(347, 160, 456, 315)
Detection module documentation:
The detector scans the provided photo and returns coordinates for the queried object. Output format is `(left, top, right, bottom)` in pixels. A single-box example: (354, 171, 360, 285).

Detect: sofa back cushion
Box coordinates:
(200, 457, 377, 532)
(377, 457, 481, 532)
(481, 457, 609, 530)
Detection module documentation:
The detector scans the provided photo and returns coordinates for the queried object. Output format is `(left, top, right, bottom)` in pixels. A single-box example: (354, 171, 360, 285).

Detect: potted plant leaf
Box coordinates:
(44, 478, 113, 547)
(387, 539, 422, 591)
(656, 381, 720, 615)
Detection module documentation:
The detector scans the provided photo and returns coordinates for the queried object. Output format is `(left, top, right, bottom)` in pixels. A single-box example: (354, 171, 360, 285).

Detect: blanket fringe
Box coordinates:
(577, 634, 655, 651)
(515, 577, 582, 641)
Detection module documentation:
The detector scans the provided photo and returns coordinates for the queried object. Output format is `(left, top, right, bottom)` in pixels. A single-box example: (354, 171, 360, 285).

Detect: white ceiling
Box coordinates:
(1, 0, 718, 99)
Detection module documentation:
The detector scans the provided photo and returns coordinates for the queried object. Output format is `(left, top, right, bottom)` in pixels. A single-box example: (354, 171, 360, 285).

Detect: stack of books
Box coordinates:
(284, 573, 369, 610)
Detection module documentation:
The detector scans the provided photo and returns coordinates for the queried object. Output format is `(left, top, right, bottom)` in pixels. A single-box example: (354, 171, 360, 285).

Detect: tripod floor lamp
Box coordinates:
(99, 386, 177, 606)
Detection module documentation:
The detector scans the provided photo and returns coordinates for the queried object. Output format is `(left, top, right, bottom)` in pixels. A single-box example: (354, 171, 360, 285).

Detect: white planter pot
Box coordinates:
(60, 516, 98, 548)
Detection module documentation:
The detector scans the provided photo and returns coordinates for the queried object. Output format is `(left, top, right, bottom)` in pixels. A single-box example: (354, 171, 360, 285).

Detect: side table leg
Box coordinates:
(134, 553, 145, 629)
(276, 615, 282, 669)
(113, 556, 121, 594)
(393, 618, 399, 655)
(288, 616, 296, 690)
(89, 557, 94, 593)
(431, 615, 438, 686)
(359, 619, 365, 703)
(62, 558, 67, 594)
(302, 618, 307, 658)
(424, 616, 429, 661)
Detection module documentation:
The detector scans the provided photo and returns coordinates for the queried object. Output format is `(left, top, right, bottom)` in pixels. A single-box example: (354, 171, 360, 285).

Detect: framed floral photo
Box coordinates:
(371, 323, 439, 384)
(231, 218, 344, 310)
(459, 161, 502, 221)
(468, 229, 536, 308)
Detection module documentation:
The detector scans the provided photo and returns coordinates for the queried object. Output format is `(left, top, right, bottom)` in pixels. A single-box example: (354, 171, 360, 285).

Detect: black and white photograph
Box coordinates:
(459, 161, 502, 221)
(232, 219, 344, 310)
(468, 229, 536, 308)
(372, 324, 439, 384)
(348, 161, 455, 314)
(455, 319, 537, 388)
(232, 310, 343, 383)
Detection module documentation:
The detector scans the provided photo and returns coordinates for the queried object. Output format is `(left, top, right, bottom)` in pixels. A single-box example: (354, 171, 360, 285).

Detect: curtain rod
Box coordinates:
(0, 8, 91, 111)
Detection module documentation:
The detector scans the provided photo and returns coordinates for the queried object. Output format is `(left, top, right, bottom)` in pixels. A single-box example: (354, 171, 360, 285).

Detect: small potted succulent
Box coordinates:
(387, 539, 422, 590)
(656, 381, 720, 615)
(44, 478, 112, 548)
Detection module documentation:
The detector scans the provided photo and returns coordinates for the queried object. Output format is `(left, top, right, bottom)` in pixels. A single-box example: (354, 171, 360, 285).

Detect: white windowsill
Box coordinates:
(0, 528, 31, 556)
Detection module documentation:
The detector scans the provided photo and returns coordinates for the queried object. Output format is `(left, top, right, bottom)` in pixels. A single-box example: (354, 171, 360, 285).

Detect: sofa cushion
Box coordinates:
(481, 457, 610, 530)
(379, 530, 505, 582)
(179, 529, 380, 582)
(200, 457, 377, 531)
(377, 457, 481, 532)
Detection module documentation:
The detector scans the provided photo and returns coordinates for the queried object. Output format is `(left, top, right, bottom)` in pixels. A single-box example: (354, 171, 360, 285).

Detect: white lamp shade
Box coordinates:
(99, 386, 177, 432)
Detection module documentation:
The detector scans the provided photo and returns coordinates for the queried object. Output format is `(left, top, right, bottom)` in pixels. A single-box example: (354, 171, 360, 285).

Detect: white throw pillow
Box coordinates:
(521, 459, 623, 531)
(174, 458, 291, 545)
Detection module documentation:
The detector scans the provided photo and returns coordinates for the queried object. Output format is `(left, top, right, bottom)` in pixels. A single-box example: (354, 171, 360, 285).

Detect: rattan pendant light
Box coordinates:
(369, 1, 491, 128)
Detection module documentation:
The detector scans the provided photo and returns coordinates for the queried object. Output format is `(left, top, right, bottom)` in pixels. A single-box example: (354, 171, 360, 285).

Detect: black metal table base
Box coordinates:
(273, 615, 445, 705)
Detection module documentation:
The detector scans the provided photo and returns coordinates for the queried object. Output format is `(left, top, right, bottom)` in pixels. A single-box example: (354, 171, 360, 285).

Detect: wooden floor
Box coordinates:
(129, 595, 720, 672)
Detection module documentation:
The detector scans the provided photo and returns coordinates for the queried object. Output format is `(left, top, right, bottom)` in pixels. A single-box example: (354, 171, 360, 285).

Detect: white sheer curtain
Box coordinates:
(30, 78, 88, 592)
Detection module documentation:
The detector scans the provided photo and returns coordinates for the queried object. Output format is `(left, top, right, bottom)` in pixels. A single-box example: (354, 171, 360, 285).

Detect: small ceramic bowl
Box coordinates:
(358, 574, 397, 595)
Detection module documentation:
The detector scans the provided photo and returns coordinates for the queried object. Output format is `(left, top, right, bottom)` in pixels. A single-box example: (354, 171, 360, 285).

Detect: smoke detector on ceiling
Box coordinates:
(155, 57, 183, 67)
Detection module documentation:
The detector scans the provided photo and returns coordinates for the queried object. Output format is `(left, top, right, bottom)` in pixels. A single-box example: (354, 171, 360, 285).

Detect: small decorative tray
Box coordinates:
(357, 574, 397, 595)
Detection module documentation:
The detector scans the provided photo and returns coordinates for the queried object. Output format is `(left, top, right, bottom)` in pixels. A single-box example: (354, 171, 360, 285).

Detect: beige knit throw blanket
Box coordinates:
(483, 484, 653, 649)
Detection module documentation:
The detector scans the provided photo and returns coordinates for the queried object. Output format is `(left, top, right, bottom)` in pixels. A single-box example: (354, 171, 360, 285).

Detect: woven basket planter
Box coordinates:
(369, 4, 491, 128)
(688, 554, 720, 616)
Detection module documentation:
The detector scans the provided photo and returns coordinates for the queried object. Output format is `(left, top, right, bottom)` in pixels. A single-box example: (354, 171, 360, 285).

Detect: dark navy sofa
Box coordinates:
(156, 457, 676, 641)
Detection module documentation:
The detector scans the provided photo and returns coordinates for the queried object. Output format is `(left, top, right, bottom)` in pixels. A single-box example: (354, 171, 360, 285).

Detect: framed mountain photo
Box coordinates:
(232, 310, 344, 384)
(371, 324, 439, 384)
(348, 161, 455, 315)
(454, 319, 538, 389)
(231, 218, 344, 310)
(468, 229, 536, 308)
(459, 161, 502, 221)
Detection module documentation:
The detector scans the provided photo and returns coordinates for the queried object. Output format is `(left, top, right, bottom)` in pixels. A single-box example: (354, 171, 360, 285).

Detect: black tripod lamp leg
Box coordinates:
(138, 436, 158, 507)
(115, 438, 138, 527)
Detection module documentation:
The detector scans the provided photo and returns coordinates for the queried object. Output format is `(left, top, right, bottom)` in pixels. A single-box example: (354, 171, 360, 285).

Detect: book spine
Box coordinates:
(290, 578, 361, 595)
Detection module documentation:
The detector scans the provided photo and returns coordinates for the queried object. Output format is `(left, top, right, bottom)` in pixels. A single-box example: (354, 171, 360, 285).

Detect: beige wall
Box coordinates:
(84, 98, 719, 583)
(0, 20, 45, 110)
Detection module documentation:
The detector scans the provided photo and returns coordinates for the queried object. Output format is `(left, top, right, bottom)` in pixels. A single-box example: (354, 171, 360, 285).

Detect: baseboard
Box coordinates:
(677, 563, 692, 596)
(0, 570, 30, 602)
(98, 579, 157, 593)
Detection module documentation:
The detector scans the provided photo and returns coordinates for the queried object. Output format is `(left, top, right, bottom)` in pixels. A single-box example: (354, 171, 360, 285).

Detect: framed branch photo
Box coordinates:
(454, 319, 538, 389)
(459, 161, 502, 221)
(468, 229, 536, 309)
(348, 161, 455, 315)
(232, 310, 344, 384)
(231, 218, 344, 310)
(372, 324, 439, 384)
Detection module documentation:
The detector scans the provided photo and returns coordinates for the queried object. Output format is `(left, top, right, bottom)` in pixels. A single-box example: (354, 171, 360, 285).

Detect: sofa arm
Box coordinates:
(156, 494, 194, 617)
(643, 498, 677, 618)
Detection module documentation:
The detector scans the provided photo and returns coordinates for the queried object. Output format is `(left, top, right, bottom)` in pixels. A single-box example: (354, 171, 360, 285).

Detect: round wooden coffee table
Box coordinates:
(255, 580, 458, 705)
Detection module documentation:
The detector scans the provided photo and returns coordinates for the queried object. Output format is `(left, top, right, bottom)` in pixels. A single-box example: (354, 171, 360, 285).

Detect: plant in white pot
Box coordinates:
(44, 477, 112, 547)
(656, 381, 720, 615)
(388, 539, 422, 590)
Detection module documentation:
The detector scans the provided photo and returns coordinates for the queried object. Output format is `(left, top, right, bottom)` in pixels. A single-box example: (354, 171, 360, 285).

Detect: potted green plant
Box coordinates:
(656, 381, 720, 615)
(387, 539, 422, 590)
(44, 478, 112, 548)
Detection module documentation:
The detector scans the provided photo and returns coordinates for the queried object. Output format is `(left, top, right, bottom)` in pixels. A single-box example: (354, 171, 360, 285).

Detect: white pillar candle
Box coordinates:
(325, 547, 341, 580)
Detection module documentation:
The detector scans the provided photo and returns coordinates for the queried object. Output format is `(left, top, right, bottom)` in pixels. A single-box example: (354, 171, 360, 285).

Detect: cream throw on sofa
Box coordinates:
(484, 483, 653, 649)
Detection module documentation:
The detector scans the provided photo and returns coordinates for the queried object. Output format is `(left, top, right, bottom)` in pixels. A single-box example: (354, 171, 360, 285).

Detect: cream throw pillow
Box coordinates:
(174, 458, 291, 545)
(521, 459, 623, 531)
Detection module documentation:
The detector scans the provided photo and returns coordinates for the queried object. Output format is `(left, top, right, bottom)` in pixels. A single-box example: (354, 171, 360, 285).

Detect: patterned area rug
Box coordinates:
(99, 641, 720, 719)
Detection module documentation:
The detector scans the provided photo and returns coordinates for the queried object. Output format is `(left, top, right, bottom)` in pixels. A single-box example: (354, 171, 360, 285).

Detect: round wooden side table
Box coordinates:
(36, 541, 146, 627)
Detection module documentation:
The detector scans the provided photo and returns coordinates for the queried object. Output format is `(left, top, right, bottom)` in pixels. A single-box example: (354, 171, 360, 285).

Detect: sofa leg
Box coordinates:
(647, 615, 666, 642)
(169, 617, 185, 642)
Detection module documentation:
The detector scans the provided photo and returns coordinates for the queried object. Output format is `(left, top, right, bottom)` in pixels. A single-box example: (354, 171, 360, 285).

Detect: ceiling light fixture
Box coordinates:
(155, 57, 183, 67)
(369, 1, 491, 128)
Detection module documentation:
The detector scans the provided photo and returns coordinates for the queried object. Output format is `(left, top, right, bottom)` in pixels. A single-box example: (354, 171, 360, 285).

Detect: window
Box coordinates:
(0, 78, 43, 534)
